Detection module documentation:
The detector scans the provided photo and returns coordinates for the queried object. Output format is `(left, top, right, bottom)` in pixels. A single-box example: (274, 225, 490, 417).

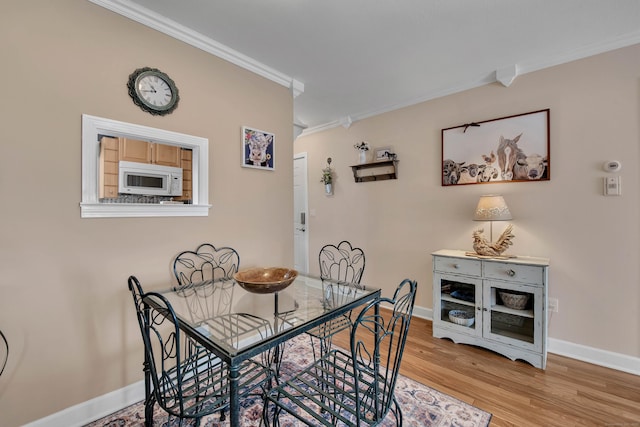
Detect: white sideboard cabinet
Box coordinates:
(432, 249, 550, 369)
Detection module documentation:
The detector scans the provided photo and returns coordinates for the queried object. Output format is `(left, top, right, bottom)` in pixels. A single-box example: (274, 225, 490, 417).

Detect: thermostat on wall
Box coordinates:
(603, 160, 621, 172)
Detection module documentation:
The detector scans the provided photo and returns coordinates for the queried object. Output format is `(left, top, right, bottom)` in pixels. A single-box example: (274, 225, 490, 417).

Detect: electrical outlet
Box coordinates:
(548, 298, 559, 313)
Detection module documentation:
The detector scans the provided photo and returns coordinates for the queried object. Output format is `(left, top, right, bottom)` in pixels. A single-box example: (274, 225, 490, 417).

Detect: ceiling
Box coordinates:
(96, 0, 640, 135)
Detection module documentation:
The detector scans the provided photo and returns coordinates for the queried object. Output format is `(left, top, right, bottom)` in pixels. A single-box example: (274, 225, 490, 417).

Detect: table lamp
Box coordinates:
(473, 195, 512, 240)
(471, 195, 515, 257)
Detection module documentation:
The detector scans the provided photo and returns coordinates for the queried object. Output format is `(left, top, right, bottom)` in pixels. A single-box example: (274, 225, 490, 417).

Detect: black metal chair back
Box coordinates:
(173, 243, 240, 287)
(318, 240, 365, 284)
(348, 278, 417, 425)
(309, 241, 366, 361)
(129, 276, 273, 425)
(128, 276, 230, 423)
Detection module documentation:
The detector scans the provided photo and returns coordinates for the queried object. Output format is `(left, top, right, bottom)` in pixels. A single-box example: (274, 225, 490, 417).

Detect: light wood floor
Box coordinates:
(332, 315, 640, 427)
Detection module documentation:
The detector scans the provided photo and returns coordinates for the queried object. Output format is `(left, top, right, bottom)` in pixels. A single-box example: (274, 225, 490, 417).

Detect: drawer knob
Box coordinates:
(453, 263, 460, 269)
(507, 269, 516, 277)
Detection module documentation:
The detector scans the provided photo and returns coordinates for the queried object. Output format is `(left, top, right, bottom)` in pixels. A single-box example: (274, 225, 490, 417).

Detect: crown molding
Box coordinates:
(517, 30, 640, 76)
(290, 79, 305, 98)
(496, 64, 519, 87)
(88, 0, 302, 95)
(300, 73, 496, 137)
(300, 32, 640, 137)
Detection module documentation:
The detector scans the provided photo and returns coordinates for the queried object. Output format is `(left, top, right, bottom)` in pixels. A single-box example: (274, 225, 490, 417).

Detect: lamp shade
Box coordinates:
(473, 195, 512, 221)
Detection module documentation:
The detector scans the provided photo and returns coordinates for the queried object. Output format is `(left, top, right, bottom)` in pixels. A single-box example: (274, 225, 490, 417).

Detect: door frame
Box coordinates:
(293, 152, 309, 273)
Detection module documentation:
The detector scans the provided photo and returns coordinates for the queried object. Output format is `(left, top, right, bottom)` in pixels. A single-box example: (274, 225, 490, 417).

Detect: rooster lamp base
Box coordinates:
(466, 224, 516, 258)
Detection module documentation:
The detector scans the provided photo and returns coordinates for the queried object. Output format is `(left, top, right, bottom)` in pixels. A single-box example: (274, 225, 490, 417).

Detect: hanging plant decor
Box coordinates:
(320, 158, 333, 195)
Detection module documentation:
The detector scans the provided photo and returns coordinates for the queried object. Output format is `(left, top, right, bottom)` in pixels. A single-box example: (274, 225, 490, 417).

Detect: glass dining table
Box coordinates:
(144, 272, 381, 426)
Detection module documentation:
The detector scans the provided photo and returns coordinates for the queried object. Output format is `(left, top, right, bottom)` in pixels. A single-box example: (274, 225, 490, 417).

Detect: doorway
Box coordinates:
(293, 153, 309, 273)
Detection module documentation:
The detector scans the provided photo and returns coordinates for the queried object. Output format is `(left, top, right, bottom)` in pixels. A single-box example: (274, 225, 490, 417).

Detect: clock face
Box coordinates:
(127, 68, 179, 115)
(137, 74, 173, 108)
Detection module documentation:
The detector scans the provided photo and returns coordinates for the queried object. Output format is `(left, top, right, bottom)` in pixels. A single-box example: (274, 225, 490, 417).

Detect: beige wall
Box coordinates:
(0, 1, 293, 426)
(2, 1, 638, 425)
(297, 44, 640, 360)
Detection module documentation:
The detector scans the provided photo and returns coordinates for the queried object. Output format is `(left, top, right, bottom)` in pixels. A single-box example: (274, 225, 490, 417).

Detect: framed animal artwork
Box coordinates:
(242, 126, 275, 171)
(441, 109, 550, 186)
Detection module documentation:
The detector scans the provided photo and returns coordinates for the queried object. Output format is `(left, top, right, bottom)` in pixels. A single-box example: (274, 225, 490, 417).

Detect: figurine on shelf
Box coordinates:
(382, 151, 397, 161)
(471, 224, 515, 257)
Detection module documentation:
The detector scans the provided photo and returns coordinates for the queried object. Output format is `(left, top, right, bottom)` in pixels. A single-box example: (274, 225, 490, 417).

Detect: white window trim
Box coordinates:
(81, 114, 211, 218)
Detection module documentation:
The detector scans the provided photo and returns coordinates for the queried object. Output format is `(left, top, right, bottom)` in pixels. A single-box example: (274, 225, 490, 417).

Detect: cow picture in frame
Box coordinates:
(242, 126, 275, 170)
(442, 109, 550, 186)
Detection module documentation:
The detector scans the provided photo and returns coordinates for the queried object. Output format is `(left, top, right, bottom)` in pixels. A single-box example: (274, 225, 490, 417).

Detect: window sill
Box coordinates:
(80, 203, 211, 218)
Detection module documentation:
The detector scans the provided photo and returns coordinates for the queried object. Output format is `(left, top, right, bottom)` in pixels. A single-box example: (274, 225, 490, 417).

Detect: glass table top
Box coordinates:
(147, 273, 380, 357)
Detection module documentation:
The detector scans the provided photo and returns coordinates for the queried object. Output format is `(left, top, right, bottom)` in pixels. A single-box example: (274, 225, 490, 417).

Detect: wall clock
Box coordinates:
(127, 67, 179, 116)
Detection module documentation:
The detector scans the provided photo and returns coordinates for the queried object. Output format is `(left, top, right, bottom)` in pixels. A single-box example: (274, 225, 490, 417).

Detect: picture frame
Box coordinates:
(375, 147, 394, 161)
(442, 109, 550, 186)
(242, 126, 275, 170)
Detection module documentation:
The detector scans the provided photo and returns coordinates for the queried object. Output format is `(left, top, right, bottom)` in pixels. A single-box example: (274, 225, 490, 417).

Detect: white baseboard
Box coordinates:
(410, 304, 640, 375)
(547, 338, 640, 376)
(411, 305, 432, 320)
(22, 380, 144, 427)
(24, 303, 639, 427)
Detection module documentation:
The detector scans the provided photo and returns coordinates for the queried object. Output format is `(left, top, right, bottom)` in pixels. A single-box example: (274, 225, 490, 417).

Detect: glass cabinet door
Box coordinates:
(483, 281, 543, 352)
(434, 273, 482, 336)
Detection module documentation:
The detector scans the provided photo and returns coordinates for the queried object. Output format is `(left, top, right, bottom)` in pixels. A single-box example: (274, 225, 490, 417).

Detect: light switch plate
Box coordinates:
(604, 176, 621, 196)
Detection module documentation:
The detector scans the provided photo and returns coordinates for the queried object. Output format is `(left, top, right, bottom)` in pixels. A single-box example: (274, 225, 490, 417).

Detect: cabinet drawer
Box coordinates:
(434, 256, 481, 276)
(483, 262, 544, 285)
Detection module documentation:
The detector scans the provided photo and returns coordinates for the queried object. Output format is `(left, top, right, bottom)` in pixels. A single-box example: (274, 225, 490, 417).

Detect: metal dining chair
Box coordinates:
(318, 240, 365, 284)
(173, 243, 240, 288)
(307, 241, 366, 362)
(173, 243, 280, 375)
(173, 244, 240, 326)
(127, 276, 272, 426)
(263, 278, 417, 426)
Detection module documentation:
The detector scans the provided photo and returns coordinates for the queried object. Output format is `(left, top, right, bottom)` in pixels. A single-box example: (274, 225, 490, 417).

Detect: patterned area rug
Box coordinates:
(86, 335, 491, 426)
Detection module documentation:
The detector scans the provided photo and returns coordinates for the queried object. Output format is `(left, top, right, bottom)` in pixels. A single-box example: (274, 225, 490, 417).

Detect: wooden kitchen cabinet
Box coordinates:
(152, 143, 181, 167)
(119, 138, 152, 163)
(99, 136, 119, 199)
(119, 138, 181, 167)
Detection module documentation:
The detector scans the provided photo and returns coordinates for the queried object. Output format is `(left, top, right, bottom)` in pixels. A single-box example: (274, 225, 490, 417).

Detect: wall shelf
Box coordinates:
(350, 160, 398, 183)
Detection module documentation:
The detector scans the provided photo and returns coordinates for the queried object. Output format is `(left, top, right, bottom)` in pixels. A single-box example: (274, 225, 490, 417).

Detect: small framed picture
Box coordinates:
(375, 147, 393, 161)
(242, 126, 275, 171)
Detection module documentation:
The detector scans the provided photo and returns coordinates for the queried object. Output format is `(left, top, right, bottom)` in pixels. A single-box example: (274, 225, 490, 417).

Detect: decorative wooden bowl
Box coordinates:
(234, 267, 298, 294)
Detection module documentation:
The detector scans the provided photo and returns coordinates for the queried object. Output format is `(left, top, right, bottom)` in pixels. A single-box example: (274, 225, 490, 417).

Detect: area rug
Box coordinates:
(86, 335, 491, 426)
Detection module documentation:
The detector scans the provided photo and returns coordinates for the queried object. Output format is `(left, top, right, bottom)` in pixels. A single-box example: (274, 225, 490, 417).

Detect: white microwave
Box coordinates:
(118, 161, 183, 196)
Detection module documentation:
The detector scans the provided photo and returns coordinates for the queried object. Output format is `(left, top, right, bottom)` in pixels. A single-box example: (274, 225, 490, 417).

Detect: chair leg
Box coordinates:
(262, 342, 285, 379)
(144, 398, 155, 427)
(262, 395, 273, 426)
(392, 396, 403, 426)
(316, 334, 335, 409)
